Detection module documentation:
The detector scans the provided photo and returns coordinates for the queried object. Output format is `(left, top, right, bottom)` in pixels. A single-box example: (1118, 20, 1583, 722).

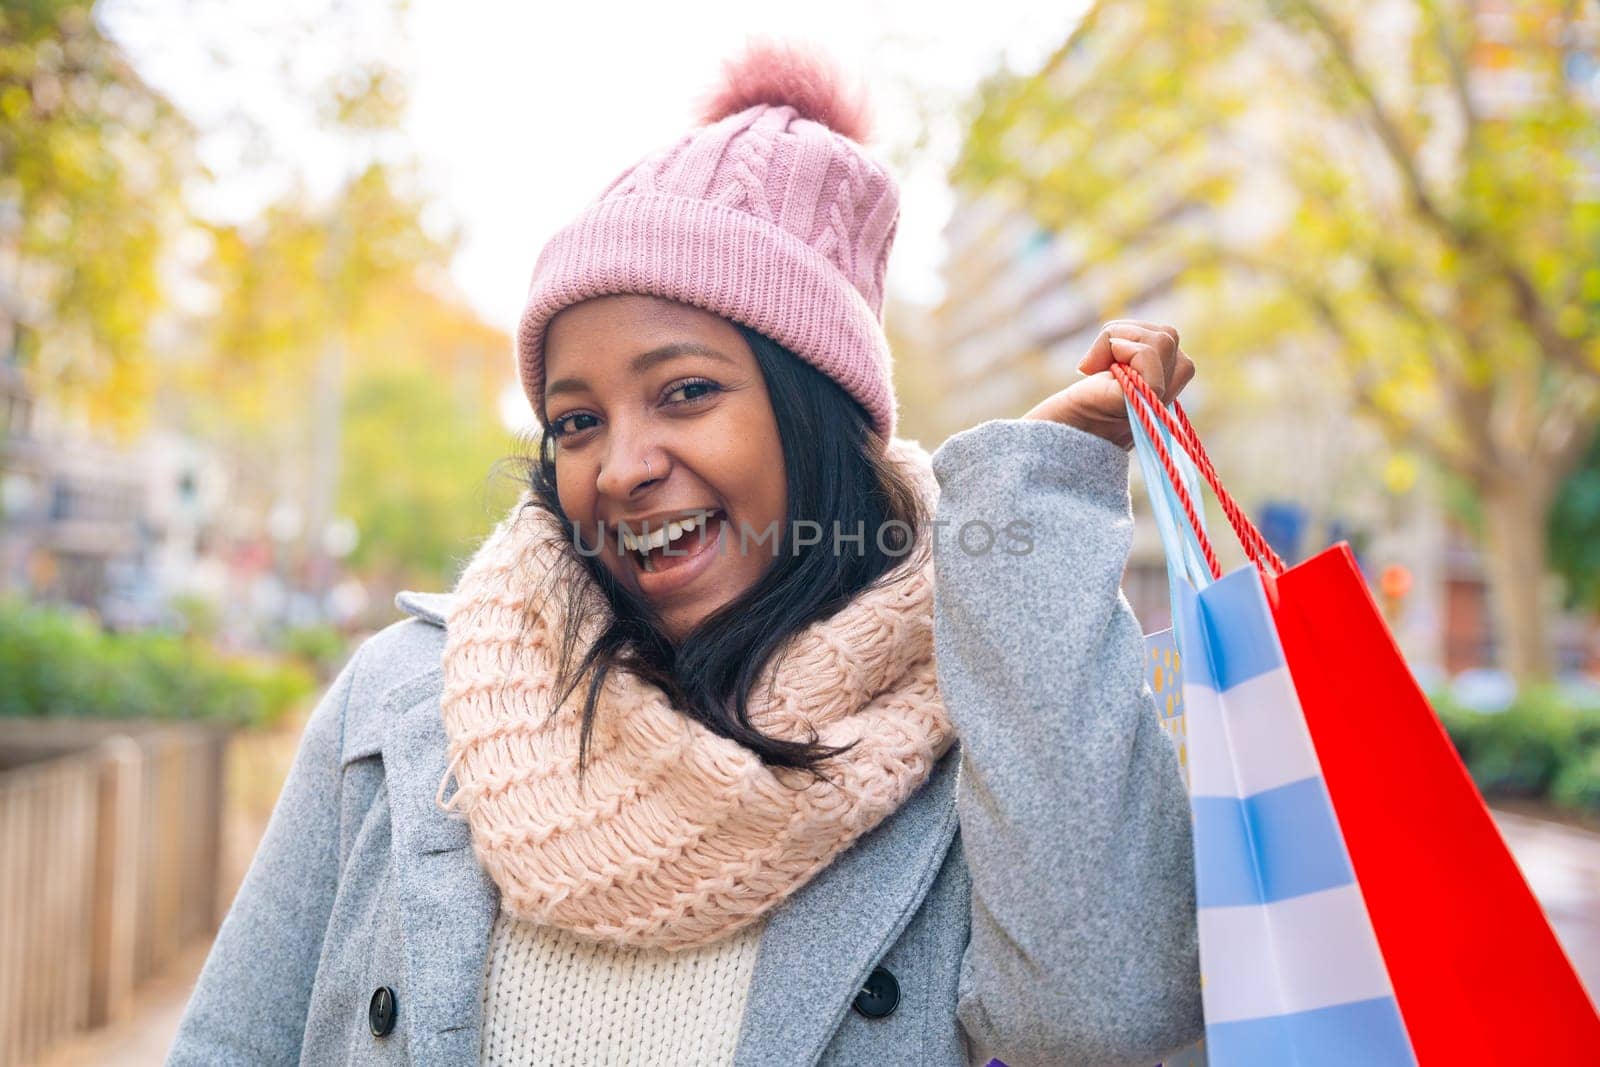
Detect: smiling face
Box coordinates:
(541, 294, 788, 642)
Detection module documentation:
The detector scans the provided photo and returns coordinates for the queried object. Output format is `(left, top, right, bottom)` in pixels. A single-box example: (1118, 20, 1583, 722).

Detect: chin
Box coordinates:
(658, 601, 721, 642)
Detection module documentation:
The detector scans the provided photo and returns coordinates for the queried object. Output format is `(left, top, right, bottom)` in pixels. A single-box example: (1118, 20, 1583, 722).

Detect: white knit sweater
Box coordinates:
(479, 909, 769, 1066)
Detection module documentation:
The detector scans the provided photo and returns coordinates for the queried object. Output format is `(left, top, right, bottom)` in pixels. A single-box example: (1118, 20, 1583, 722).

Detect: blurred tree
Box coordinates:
(1550, 419, 1600, 614)
(179, 163, 520, 589)
(885, 293, 957, 447)
(339, 359, 518, 589)
(189, 161, 454, 435)
(957, 0, 1600, 679)
(158, 0, 517, 593)
(338, 262, 521, 589)
(0, 0, 195, 430)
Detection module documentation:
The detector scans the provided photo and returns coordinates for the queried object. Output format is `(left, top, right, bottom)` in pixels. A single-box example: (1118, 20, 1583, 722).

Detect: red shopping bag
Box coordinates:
(1115, 363, 1600, 1065)
(1272, 545, 1599, 1064)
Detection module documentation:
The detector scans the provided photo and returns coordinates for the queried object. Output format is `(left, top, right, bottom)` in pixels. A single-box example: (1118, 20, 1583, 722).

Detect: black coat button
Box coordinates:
(852, 966, 900, 1019)
(369, 986, 397, 1037)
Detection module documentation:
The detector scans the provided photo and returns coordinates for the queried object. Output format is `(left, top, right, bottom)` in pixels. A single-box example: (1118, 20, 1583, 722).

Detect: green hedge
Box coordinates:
(1433, 687, 1600, 814)
(0, 600, 316, 728)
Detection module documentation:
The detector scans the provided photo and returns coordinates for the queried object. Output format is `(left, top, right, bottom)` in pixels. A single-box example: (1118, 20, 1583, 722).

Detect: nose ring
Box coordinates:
(644, 457, 654, 481)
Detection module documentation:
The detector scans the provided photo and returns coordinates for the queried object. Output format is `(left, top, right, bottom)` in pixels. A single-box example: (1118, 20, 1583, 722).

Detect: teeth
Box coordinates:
(620, 511, 715, 559)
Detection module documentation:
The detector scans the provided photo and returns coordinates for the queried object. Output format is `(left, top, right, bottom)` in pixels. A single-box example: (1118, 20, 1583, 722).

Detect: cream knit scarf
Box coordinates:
(436, 437, 956, 952)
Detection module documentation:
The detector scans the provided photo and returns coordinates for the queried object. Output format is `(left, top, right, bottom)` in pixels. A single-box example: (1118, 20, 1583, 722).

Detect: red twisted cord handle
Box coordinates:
(1109, 362, 1288, 578)
(1119, 379, 1224, 581)
(1176, 402, 1287, 573)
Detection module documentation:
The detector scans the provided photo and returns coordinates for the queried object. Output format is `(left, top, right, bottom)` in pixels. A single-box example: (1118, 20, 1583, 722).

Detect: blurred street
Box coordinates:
(25, 716, 307, 1067)
(1493, 809, 1600, 998)
(32, 946, 208, 1067)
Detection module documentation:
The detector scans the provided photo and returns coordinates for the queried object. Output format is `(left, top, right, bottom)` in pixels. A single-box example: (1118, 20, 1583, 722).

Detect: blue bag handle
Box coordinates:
(1126, 389, 1214, 592)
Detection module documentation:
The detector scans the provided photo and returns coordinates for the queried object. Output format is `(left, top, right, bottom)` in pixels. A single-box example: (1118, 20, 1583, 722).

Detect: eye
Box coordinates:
(663, 378, 721, 405)
(549, 411, 599, 438)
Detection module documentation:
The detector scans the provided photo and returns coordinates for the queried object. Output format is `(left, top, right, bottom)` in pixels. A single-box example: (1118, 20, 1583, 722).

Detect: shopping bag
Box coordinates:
(1118, 362, 1600, 1064)
(1147, 613, 1415, 1064)
(1145, 628, 1192, 787)
(1272, 545, 1600, 1062)
(1173, 563, 1414, 1064)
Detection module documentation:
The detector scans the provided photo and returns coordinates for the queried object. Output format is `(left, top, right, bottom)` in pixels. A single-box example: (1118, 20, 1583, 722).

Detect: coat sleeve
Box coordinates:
(165, 645, 363, 1066)
(929, 418, 1204, 1067)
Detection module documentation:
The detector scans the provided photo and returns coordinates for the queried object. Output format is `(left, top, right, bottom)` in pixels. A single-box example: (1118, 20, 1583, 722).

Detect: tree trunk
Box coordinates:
(1478, 473, 1557, 682)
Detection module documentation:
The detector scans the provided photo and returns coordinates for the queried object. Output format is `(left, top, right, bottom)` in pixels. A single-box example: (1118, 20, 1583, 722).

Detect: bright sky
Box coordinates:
(102, 0, 1089, 332)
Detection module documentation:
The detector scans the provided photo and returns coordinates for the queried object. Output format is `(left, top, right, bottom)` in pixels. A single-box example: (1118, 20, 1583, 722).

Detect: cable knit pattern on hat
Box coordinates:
(516, 40, 902, 438)
(437, 436, 955, 951)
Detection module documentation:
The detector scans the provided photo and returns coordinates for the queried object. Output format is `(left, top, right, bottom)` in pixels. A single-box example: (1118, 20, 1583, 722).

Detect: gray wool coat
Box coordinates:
(166, 418, 1204, 1066)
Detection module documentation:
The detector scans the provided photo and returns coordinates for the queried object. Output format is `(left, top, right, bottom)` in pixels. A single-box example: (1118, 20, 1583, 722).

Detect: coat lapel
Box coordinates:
(732, 741, 963, 1067)
(380, 664, 500, 1063)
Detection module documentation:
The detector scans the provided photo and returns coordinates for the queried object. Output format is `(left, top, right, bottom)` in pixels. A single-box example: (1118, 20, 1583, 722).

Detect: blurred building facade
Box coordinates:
(0, 193, 344, 639)
(929, 0, 1600, 674)
(0, 295, 232, 628)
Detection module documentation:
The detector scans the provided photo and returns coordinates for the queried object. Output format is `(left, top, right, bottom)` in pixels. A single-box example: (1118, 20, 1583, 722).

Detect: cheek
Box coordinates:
(554, 458, 594, 522)
(753, 420, 787, 514)
(729, 423, 786, 527)
(684, 401, 782, 508)
(747, 460, 786, 525)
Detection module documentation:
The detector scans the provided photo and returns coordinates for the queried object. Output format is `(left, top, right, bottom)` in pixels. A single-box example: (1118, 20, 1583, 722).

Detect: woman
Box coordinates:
(169, 39, 1203, 1067)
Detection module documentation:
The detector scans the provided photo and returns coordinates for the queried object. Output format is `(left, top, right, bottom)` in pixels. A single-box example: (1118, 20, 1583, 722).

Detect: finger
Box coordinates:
(1107, 338, 1170, 400)
(1132, 327, 1184, 403)
(1105, 328, 1177, 394)
(1124, 320, 1179, 351)
(1077, 325, 1119, 375)
(1099, 320, 1180, 357)
(1168, 352, 1196, 402)
(1078, 321, 1176, 374)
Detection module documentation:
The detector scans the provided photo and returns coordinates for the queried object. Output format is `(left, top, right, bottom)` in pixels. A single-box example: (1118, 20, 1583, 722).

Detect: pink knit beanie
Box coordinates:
(516, 39, 902, 439)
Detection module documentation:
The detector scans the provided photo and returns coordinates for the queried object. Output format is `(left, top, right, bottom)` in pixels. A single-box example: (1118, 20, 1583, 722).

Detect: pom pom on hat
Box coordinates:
(694, 37, 874, 144)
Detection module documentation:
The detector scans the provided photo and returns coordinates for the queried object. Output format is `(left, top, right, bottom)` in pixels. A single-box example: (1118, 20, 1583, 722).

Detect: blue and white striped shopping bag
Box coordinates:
(1169, 565, 1415, 1065)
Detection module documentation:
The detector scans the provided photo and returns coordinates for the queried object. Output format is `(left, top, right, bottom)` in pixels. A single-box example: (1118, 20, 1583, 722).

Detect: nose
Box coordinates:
(595, 429, 663, 501)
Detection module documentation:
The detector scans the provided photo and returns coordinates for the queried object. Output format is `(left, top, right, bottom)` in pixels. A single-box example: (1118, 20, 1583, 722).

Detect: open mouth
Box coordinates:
(619, 509, 727, 574)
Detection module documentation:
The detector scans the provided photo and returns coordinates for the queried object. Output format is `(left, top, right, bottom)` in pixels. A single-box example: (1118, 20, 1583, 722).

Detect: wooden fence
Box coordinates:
(0, 720, 229, 1067)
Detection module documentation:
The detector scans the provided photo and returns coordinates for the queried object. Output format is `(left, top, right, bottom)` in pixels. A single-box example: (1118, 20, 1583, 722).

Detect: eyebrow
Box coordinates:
(545, 342, 738, 398)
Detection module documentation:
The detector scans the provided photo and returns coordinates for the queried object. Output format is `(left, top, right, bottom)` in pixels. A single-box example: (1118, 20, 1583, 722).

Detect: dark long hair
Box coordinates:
(517, 322, 927, 790)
